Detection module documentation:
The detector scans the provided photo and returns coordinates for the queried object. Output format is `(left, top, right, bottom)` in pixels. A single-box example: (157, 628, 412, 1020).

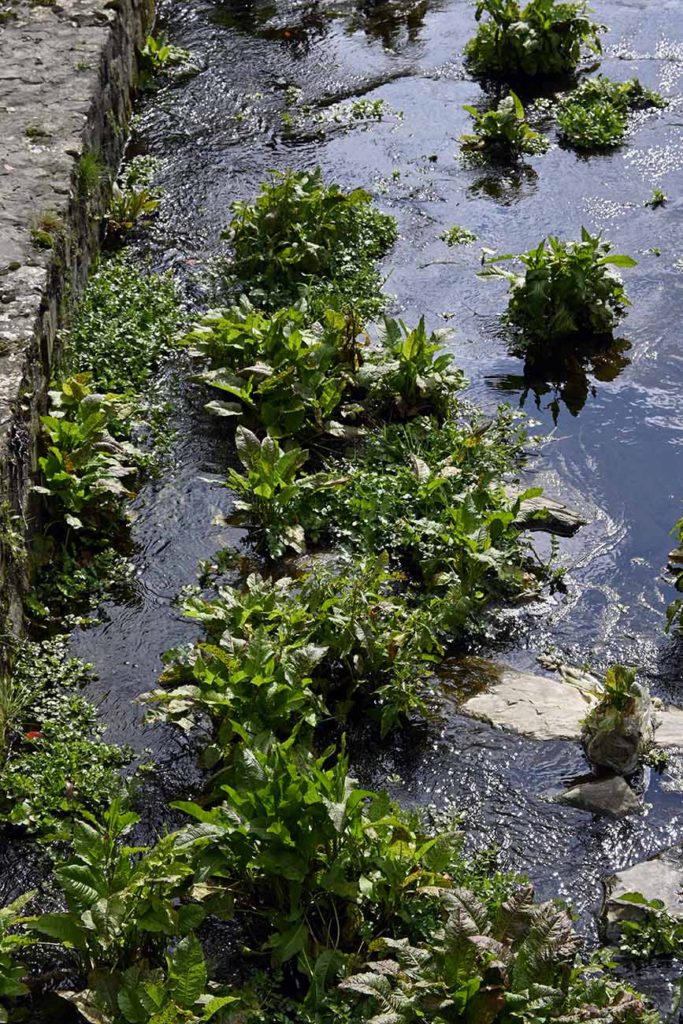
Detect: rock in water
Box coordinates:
(559, 774, 642, 818)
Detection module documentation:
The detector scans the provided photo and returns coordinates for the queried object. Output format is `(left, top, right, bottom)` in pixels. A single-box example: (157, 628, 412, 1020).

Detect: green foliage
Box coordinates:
(0, 893, 36, 1022)
(479, 229, 636, 345)
(34, 374, 141, 535)
(557, 76, 666, 151)
(225, 426, 344, 558)
(145, 552, 460, 742)
(0, 638, 129, 837)
(67, 253, 182, 392)
(106, 182, 161, 236)
(666, 515, 683, 632)
(30, 801, 217, 988)
(464, 0, 602, 78)
(359, 317, 465, 419)
(140, 34, 191, 72)
(645, 187, 667, 209)
(224, 169, 397, 318)
(189, 300, 357, 440)
(616, 892, 683, 959)
(461, 93, 548, 157)
(78, 150, 107, 198)
(173, 743, 466, 972)
(440, 226, 478, 246)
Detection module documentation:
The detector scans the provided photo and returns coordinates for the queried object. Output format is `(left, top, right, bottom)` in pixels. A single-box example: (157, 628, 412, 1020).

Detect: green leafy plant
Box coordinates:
(461, 93, 548, 157)
(581, 665, 655, 775)
(225, 426, 344, 557)
(440, 226, 478, 246)
(645, 187, 667, 209)
(479, 229, 636, 345)
(557, 76, 666, 150)
(78, 149, 107, 198)
(358, 317, 465, 419)
(30, 800, 221, 1018)
(140, 33, 191, 72)
(464, 0, 603, 78)
(666, 515, 683, 632)
(34, 374, 141, 534)
(224, 169, 397, 318)
(190, 301, 355, 440)
(0, 638, 129, 837)
(174, 743, 466, 973)
(615, 892, 683, 960)
(106, 182, 161, 236)
(67, 253, 182, 392)
(0, 893, 36, 1023)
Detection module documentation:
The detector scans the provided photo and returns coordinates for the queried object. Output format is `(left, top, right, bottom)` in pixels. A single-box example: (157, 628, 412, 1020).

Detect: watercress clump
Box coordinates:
(557, 75, 666, 150)
(67, 253, 182, 393)
(479, 229, 637, 345)
(224, 169, 397, 318)
(460, 92, 549, 157)
(464, 0, 603, 78)
(0, 638, 129, 837)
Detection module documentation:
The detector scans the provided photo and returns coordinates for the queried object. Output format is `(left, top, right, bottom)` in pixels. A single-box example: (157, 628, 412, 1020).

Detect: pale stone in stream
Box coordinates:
(559, 775, 642, 818)
(461, 667, 595, 741)
(603, 846, 683, 941)
(653, 705, 683, 748)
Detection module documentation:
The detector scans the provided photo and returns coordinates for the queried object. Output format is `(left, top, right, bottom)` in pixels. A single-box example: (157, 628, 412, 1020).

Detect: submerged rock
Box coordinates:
(559, 774, 642, 818)
(603, 845, 683, 941)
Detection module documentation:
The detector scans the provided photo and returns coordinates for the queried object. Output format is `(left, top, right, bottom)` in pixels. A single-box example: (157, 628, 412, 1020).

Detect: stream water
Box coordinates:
(61, 0, 683, 1007)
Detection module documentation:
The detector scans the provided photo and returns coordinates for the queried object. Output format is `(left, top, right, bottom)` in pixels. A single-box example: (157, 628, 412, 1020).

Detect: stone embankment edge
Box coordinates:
(0, 0, 154, 638)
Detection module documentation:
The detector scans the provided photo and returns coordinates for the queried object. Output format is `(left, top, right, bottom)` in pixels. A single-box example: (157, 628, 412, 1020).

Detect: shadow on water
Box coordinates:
(487, 335, 632, 421)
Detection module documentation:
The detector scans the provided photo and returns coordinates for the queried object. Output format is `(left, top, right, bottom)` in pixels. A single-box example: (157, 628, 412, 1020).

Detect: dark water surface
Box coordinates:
(67, 0, 683, 997)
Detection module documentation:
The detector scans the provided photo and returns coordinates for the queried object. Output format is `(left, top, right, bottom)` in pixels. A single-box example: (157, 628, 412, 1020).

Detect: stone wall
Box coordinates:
(0, 0, 153, 634)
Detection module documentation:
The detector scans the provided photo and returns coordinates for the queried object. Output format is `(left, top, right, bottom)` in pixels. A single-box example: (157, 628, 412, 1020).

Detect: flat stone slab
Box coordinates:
(559, 775, 642, 818)
(603, 846, 683, 940)
(462, 666, 594, 741)
(459, 660, 683, 748)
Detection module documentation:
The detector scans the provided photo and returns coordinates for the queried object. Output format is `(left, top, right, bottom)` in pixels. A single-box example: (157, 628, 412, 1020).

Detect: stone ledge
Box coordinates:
(0, 0, 153, 633)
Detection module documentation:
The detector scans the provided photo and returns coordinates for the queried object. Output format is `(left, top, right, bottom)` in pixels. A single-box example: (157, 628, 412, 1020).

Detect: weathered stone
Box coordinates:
(559, 774, 642, 818)
(506, 487, 587, 537)
(0, 0, 153, 634)
(603, 846, 683, 941)
(654, 705, 683, 748)
(461, 664, 595, 741)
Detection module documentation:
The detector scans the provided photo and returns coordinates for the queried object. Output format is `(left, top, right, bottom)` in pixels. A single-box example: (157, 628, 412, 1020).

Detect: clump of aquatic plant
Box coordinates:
(0, 638, 129, 837)
(224, 168, 397, 318)
(145, 552, 459, 741)
(615, 892, 683, 959)
(581, 664, 655, 775)
(224, 426, 344, 558)
(358, 317, 465, 419)
(440, 225, 478, 246)
(464, 0, 603, 78)
(67, 253, 182, 392)
(645, 187, 667, 209)
(106, 182, 160, 236)
(479, 229, 636, 345)
(0, 893, 36, 1022)
(34, 374, 141, 534)
(460, 92, 549, 157)
(557, 75, 666, 150)
(188, 301, 356, 440)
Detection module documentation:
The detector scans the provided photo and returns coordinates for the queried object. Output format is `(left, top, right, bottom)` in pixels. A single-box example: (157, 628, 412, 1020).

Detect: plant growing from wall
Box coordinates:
(460, 93, 549, 157)
(479, 229, 636, 345)
(464, 0, 603, 78)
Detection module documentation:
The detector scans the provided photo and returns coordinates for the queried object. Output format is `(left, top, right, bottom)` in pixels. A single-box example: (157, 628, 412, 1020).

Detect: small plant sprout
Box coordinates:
(140, 33, 191, 72)
(77, 149, 106, 198)
(645, 187, 667, 208)
(464, 0, 603, 78)
(479, 229, 637, 345)
(461, 93, 548, 158)
(440, 225, 478, 246)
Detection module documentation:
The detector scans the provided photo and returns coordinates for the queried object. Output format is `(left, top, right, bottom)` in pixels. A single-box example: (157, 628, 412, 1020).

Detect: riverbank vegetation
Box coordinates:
(0, 0, 677, 1018)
